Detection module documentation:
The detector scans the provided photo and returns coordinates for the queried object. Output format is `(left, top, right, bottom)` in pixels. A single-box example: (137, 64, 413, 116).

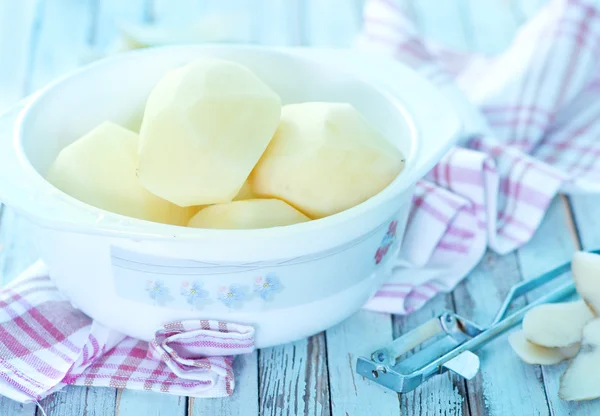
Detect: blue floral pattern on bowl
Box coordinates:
(254, 273, 283, 301)
(180, 281, 211, 309)
(375, 220, 398, 265)
(146, 280, 173, 306)
(218, 284, 249, 309)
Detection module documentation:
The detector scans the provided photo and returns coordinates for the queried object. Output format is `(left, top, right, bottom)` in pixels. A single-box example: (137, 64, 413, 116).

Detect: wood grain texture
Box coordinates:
(115, 390, 186, 416)
(466, 0, 519, 54)
(569, 195, 600, 250)
(453, 251, 550, 416)
(190, 351, 259, 416)
(409, 0, 472, 50)
(394, 294, 468, 416)
(8, 0, 120, 413)
(259, 333, 330, 416)
(325, 311, 399, 416)
(251, 0, 305, 46)
(95, 0, 149, 48)
(0, 0, 40, 112)
(518, 198, 600, 415)
(37, 386, 117, 416)
(27, 0, 96, 92)
(304, 0, 363, 47)
(0, 399, 36, 416)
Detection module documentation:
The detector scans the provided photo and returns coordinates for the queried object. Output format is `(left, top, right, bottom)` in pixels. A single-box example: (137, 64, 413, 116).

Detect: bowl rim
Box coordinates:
(14, 44, 436, 240)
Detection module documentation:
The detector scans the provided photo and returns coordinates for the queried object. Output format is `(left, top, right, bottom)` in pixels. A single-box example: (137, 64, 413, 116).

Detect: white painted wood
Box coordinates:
(95, 0, 149, 49)
(115, 390, 186, 415)
(0, 208, 38, 284)
(410, 0, 472, 50)
(394, 294, 468, 415)
(152, 0, 201, 25)
(518, 198, 600, 414)
(190, 351, 259, 416)
(250, 0, 304, 45)
(259, 334, 330, 416)
(27, 0, 95, 92)
(325, 311, 399, 416)
(39, 386, 117, 416)
(570, 195, 600, 250)
(304, 0, 363, 47)
(0, 0, 39, 112)
(0, 399, 36, 416)
(466, 0, 519, 54)
(453, 251, 551, 415)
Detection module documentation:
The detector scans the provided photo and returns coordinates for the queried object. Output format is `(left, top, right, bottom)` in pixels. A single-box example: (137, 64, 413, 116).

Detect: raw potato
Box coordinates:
(233, 180, 256, 201)
(522, 300, 594, 348)
(508, 331, 577, 365)
(559, 318, 600, 401)
(572, 251, 600, 314)
(251, 102, 405, 219)
(138, 58, 281, 207)
(187, 199, 310, 229)
(46, 122, 193, 225)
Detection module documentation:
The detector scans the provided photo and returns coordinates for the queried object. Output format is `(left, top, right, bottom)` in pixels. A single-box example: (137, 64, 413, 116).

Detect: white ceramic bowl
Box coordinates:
(0, 45, 460, 348)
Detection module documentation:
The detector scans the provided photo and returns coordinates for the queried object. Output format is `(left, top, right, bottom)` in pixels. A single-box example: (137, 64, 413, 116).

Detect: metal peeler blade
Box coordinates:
(356, 249, 600, 393)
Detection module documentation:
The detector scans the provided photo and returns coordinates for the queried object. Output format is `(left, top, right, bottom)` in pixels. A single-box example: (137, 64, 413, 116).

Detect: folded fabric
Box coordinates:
(0, 262, 254, 403)
(358, 0, 600, 313)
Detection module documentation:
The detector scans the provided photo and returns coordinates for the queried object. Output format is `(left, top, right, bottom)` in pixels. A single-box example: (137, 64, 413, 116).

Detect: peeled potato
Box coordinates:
(559, 318, 600, 401)
(572, 251, 600, 315)
(251, 102, 405, 219)
(233, 180, 257, 201)
(187, 199, 309, 229)
(522, 300, 594, 348)
(508, 331, 578, 365)
(138, 58, 281, 207)
(46, 121, 192, 225)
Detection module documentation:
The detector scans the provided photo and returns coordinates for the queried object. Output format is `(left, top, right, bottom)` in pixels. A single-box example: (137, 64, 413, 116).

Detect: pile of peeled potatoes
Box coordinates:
(47, 58, 405, 229)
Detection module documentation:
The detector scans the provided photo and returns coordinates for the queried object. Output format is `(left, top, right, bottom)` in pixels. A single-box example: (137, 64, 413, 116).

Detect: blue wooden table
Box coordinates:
(1, 0, 600, 415)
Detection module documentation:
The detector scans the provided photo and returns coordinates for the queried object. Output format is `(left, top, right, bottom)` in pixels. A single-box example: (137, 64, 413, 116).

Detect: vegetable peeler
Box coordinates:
(356, 249, 600, 393)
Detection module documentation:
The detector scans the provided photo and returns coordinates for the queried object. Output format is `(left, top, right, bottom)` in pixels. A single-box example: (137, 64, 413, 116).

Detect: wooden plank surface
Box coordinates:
(1, 1, 599, 415)
(258, 334, 330, 416)
(394, 294, 469, 415)
(325, 311, 400, 416)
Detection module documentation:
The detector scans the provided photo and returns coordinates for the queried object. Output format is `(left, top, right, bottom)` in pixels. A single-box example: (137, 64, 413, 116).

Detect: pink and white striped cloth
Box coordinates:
(2, 0, 600, 404)
(360, 0, 600, 314)
(0, 262, 254, 403)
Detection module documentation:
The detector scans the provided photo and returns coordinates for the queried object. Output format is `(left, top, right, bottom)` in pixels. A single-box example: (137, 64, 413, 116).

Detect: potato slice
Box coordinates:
(508, 331, 576, 365)
(572, 251, 600, 315)
(46, 122, 193, 225)
(138, 58, 281, 207)
(187, 199, 310, 229)
(251, 102, 405, 219)
(522, 300, 594, 348)
(559, 318, 600, 401)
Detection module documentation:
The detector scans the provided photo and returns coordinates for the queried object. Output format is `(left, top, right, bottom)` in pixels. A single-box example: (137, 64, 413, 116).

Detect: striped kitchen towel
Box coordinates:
(359, 0, 600, 314)
(0, 262, 254, 403)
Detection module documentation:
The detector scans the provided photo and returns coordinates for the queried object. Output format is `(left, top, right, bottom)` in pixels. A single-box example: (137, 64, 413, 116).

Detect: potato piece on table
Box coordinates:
(572, 251, 600, 315)
(251, 102, 405, 219)
(508, 331, 577, 365)
(138, 58, 281, 207)
(187, 199, 309, 229)
(559, 318, 600, 401)
(522, 300, 594, 348)
(46, 121, 192, 225)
